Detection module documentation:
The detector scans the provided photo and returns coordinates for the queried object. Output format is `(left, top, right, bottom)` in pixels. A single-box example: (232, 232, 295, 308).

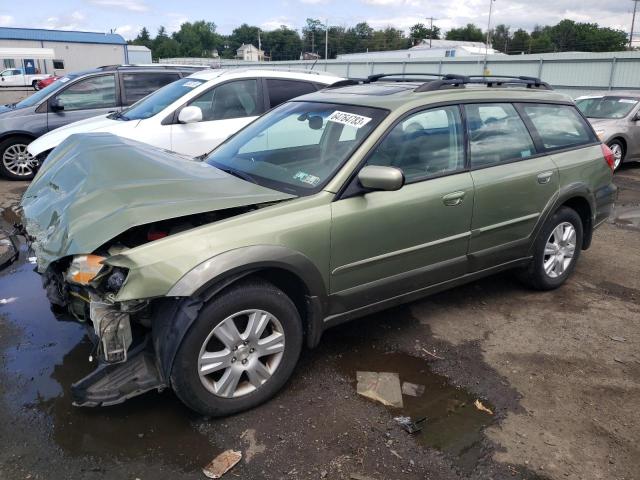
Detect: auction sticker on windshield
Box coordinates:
(183, 81, 203, 88)
(328, 111, 372, 128)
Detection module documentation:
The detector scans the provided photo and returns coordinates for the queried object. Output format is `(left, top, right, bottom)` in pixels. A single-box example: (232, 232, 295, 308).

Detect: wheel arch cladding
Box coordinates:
(561, 195, 593, 249)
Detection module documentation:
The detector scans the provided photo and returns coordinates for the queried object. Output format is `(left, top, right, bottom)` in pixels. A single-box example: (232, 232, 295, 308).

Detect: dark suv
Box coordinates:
(0, 64, 204, 180)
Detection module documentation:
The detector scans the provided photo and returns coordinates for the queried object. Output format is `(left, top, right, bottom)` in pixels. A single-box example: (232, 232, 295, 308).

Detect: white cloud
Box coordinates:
(299, 0, 330, 4)
(166, 13, 189, 34)
(261, 17, 295, 31)
(361, 0, 421, 6)
(0, 15, 14, 27)
(42, 11, 87, 31)
(88, 0, 148, 13)
(114, 24, 141, 40)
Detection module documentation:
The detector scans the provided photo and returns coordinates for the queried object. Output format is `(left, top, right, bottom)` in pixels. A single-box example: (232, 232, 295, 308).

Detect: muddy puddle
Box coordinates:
(612, 204, 640, 230)
(335, 346, 494, 465)
(0, 251, 218, 472)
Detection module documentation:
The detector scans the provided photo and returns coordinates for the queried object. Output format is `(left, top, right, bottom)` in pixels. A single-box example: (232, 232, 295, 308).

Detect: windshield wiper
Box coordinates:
(109, 111, 129, 121)
(212, 163, 257, 184)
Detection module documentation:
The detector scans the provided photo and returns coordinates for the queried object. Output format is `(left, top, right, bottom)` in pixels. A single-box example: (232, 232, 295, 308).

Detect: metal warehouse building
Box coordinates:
(0, 27, 128, 75)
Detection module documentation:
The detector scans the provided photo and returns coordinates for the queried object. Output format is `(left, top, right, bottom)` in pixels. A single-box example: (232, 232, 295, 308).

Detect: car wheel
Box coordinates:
(32, 80, 39, 91)
(608, 140, 625, 171)
(518, 206, 583, 291)
(170, 280, 303, 416)
(0, 136, 39, 180)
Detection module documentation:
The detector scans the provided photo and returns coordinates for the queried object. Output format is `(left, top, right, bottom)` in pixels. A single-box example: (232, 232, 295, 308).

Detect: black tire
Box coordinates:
(0, 136, 38, 180)
(32, 80, 39, 91)
(608, 140, 625, 171)
(171, 280, 303, 416)
(518, 207, 583, 291)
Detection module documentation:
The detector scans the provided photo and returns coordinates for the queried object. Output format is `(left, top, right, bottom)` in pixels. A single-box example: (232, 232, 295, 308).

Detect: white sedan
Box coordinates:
(28, 69, 342, 160)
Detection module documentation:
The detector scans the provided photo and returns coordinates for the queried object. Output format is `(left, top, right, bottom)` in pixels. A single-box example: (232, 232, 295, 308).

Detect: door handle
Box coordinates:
(442, 191, 466, 206)
(537, 171, 553, 184)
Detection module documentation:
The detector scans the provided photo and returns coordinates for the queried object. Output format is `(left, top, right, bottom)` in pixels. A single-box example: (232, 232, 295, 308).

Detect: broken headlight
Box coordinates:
(65, 254, 106, 285)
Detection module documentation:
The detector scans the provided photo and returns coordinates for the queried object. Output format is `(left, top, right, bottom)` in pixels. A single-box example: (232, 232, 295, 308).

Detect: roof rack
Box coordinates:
(327, 72, 454, 89)
(414, 74, 552, 92)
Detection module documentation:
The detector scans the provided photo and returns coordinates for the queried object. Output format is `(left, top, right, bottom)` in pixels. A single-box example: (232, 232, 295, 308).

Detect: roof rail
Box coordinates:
(327, 72, 455, 89)
(414, 74, 552, 92)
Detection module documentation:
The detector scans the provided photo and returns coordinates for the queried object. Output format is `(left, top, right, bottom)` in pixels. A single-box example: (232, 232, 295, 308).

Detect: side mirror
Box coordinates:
(358, 165, 405, 192)
(178, 105, 203, 124)
(50, 97, 64, 111)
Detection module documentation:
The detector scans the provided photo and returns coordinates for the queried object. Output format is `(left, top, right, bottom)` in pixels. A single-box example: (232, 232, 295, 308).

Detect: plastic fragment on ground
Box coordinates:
(356, 371, 403, 408)
(474, 399, 494, 415)
(202, 450, 242, 479)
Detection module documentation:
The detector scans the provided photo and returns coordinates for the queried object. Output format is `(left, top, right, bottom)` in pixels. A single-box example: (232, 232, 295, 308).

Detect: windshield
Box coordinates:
(576, 96, 639, 119)
(116, 77, 206, 120)
(14, 75, 78, 108)
(205, 101, 388, 195)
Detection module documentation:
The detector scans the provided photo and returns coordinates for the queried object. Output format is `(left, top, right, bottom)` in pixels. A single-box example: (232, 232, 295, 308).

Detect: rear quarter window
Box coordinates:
(520, 104, 596, 151)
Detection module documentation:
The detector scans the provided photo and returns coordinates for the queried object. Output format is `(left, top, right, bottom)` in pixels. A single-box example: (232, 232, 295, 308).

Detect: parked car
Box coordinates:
(0, 64, 204, 180)
(575, 91, 640, 170)
(20, 74, 616, 416)
(27, 69, 342, 162)
(0, 68, 51, 90)
(35, 75, 60, 90)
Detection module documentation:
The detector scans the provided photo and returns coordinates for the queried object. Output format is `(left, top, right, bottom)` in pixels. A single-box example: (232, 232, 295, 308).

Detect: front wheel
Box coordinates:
(32, 80, 39, 91)
(0, 136, 39, 180)
(171, 280, 303, 416)
(518, 207, 583, 290)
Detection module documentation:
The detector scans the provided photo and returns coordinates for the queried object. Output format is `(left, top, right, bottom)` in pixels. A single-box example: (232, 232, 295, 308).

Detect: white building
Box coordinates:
(0, 27, 127, 75)
(337, 39, 502, 61)
(126, 45, 152, 64)
(236, 43, 267, 62)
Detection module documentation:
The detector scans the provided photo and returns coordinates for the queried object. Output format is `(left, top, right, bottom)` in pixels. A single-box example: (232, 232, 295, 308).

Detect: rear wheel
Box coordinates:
(0, 136, 38, 180)
(608, 140, 625, 171)
(171, 280, 303, 416)
(32, 80, 39, 91)
(518, 207, 583, 290)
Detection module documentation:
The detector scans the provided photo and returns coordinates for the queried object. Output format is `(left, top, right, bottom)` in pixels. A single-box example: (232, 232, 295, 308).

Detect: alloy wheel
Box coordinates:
(197, 309, 285, 398)
(2, 144, 38, 177)
(609, 143, 623, 170)
(543, 222, 577, 278)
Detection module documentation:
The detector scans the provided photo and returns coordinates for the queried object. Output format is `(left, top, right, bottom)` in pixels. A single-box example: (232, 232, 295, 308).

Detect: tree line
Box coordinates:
(130, 18, 628, 61)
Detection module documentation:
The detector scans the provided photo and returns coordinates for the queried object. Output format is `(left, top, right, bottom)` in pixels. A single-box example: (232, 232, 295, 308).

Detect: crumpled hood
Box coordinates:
(21, 133, 294, 271)
(27, 113, 135, 157)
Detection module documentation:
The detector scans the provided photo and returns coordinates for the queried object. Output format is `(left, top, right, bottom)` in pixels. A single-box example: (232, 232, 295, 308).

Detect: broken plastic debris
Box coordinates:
(401, 381, 425, 397)
(0, 297, 17, 305)
(356, 371, 403, 408)
(202, 450, 242, 479)
(474, 399, 494, 415)
(394, 415, 427, 434)
(609, 335, 626, 342)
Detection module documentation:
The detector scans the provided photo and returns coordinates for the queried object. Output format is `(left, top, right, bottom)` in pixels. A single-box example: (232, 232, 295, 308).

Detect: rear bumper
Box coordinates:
(594, 182, 617, 228)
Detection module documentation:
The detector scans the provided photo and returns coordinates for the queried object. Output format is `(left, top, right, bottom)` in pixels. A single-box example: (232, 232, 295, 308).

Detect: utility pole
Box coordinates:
(485, 0, 495, 56)
(631, 0, 639, 49)
(325, 19, 329, 60)
(425, 17, 436, 48)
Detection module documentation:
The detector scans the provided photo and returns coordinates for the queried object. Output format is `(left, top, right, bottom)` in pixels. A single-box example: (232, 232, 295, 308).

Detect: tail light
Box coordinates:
(601, 144, 615, 172)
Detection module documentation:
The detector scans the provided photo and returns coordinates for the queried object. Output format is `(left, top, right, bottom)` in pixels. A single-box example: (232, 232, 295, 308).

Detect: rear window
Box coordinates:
(521, 104, 595, 150)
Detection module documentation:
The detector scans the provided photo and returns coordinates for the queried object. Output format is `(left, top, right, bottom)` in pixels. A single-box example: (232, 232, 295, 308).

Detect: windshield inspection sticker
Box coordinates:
(327, 110, 372, 129)
(293, 171, 321, 186)
(183, 81, 202, 88)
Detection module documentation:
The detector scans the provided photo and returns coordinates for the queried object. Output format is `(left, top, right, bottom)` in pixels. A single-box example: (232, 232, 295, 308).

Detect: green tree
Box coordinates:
(131, 27, 152, 49)
(152, 26, 180, 59)
(491, 24, 510, 53)
(262, 26, 303, 61)
(409, 23, 440, 45)
(226, 23, 261, 57)
(509, 28, 531, 54)
(445, 23, 484, 42)
(172, 21, 222, 57)
(302, 18, 324, 53)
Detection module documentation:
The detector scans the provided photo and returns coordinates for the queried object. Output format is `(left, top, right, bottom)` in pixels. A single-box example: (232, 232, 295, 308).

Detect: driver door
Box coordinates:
(170, 79, 262, 157)
(329, 105, 474, 313)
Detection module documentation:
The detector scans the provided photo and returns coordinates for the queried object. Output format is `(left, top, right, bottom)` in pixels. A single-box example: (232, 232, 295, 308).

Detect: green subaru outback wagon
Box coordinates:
(19, 74, 616, 415)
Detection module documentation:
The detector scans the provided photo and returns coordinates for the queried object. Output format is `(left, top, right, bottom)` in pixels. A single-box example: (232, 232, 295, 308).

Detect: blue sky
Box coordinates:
(0, 0, 635, 40)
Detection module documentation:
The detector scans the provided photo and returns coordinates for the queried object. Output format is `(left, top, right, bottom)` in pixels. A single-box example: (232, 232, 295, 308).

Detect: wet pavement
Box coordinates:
(0, 165, 639, 480)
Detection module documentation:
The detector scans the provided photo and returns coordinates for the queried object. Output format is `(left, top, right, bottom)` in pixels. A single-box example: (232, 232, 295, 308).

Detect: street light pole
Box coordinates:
(325, 19, 329, 60)
(485, 0, 495, 56)
(631, 0, 638, 49)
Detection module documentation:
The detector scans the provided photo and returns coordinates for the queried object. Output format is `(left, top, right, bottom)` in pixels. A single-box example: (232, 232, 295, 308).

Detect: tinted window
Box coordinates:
(121, 72, 181, 105)
(266, 79, 317, 108)
(465, 103, 535, 168)
(190, 79, 259, 121)
(14, 74, 79, 109)
(521, 104, 595, 150)
(367, 106, 465, 182)
(55, 74, 116, 111)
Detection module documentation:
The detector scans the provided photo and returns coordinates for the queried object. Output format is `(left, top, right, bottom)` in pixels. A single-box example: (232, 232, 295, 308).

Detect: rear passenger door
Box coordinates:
(119, 71, 181, 107)
(465, 102, 559, 271)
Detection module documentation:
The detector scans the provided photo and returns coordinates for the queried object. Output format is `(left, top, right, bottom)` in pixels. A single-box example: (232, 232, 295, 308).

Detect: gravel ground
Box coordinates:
(0, 165, 638, 480)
